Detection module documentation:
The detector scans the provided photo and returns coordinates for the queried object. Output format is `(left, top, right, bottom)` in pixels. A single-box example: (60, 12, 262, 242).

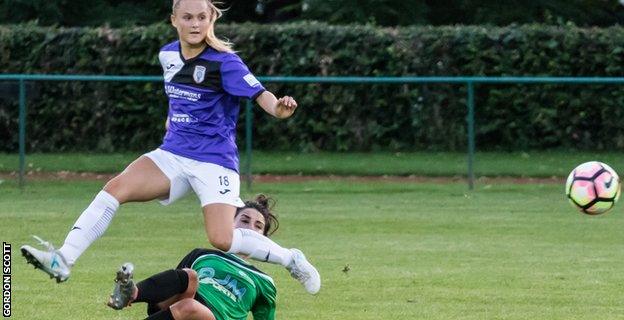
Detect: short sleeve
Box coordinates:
(251, 276, 277, 320)
(221, 55, 265, 99)
(251, 294, 276, 320)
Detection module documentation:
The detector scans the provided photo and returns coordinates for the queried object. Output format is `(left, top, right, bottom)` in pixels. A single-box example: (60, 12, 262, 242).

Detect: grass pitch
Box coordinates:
(2, 150, 624, 177)
(2, 179, 624, 319)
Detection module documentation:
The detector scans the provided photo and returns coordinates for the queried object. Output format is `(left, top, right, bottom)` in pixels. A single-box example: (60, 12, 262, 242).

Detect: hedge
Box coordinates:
(1, 22, 624, 153)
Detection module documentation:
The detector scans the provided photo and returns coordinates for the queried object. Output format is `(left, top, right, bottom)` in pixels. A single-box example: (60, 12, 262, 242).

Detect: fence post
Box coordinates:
(466, 81, 475, 190)
(18, 79, 26, 188)
(245, 99, 253, 191)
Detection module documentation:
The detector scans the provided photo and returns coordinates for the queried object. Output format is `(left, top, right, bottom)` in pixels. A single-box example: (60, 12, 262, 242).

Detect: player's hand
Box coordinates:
(274, 96, 297, 119)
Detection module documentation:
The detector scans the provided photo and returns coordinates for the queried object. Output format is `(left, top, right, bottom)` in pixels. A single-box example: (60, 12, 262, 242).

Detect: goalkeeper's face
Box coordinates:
(234, 208, 267, 236)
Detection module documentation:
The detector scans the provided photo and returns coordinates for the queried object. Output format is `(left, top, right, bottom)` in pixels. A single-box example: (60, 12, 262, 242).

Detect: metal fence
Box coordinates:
(3, 74, 624, 190)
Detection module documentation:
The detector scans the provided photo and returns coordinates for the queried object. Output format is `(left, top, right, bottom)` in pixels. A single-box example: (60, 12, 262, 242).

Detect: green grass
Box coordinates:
(3, 179, 624, 319)
(1, 150, 624, 177)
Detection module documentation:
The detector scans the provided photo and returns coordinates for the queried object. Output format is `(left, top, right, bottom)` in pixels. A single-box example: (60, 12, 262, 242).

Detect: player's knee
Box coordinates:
(208, 234, 232, 252)
(103, 176, 129, 203)
(175, 299, 194, 315)
(103, 174, 140, 204)
(184, 268, 197, 282)
(186, 269, 198, 287)
(171, 299, 194, 318)
(172, 298, 210, 319)
(208, 230, 232, 251)
(181, 268, 198, 298)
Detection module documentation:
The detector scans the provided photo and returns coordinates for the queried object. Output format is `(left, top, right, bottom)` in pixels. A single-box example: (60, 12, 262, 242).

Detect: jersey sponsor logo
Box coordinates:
(166, 63, 176, 70)
(201, 277, 238, 302)
(165, 85, 201, 102)
(197, 267, 248, 301)
(243, 74, 260, 87)
(193, 65, 207, 83)
(219, 189, 231, 195)
(170, 113, 198, 123)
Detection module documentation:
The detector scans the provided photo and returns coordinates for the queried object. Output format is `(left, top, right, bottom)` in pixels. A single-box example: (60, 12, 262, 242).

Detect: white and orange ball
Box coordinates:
(565, 161, 620, 215)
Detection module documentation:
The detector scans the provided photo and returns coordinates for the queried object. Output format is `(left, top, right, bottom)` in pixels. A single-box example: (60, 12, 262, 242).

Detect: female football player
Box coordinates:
(107, 195, 282, 320)
(20, 0, 319, 294)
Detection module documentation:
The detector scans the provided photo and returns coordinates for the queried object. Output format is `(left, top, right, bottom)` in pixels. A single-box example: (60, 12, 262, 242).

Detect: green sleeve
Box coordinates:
(251, 298, 275, 320)
(251, 285, 276, 320)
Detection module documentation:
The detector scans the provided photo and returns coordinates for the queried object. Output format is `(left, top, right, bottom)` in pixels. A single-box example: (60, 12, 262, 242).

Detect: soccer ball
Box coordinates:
(565, 161, 620, 215)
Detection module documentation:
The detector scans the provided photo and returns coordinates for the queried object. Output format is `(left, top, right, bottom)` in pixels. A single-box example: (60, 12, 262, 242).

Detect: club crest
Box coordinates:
(193, 65, 206, 83)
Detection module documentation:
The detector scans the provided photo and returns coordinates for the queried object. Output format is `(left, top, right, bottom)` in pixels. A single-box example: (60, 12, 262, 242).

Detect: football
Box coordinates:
(565, 161, 621, 215)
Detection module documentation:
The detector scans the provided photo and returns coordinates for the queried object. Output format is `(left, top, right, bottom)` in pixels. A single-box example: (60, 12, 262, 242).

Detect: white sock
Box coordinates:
(228, 228, 294, 267)
(58, 190, 120, 266)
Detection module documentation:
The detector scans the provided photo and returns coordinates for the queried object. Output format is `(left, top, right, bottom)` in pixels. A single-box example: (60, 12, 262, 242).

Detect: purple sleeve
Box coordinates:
(221, 56, 265, 99)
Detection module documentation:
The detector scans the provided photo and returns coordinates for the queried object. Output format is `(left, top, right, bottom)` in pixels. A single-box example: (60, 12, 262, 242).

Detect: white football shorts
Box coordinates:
(144, 148, 244, 208)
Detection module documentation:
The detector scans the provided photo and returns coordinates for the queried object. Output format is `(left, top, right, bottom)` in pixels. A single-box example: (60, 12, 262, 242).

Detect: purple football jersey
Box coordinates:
(158, 41, 265, 172)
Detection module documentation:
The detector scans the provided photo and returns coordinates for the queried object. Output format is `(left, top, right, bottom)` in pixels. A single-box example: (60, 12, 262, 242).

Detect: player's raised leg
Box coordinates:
(203, 203, 321, 294)
(21, 156, 171, 282)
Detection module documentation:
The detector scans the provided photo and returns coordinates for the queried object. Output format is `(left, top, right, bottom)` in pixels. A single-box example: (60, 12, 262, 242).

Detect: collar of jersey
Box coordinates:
(178, 41, 212, 63)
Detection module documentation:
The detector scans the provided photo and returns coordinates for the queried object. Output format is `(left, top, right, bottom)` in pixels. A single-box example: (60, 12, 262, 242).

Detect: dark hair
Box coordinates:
(235, 194, 280, 236)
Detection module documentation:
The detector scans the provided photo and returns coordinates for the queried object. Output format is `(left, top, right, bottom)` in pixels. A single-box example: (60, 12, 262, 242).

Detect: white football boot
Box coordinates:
(286, 249, 321, 294)
(20, 235, 71, 283)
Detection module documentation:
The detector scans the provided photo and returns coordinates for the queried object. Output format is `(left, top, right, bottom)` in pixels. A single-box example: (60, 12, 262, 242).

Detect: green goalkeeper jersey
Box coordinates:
(181, 249, 277, 320)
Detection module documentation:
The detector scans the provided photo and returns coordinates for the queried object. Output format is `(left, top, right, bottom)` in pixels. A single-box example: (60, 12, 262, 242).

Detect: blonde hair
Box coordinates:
(172, 0, 234, 53)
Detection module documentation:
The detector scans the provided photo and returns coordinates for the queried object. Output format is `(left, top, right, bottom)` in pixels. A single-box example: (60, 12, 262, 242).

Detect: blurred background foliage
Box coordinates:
(2, 0, 624, 27)
(3, 23, 624, 152)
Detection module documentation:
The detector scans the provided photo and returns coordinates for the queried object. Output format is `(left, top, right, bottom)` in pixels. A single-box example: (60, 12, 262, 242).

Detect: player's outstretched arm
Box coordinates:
(255, 91, 298, 119)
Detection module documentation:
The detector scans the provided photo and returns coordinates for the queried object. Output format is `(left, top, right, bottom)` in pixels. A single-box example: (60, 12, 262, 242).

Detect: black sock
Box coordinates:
(144, 308, 174, 320)
(135, 269, 189, 303)
(147, 303, 161, 316)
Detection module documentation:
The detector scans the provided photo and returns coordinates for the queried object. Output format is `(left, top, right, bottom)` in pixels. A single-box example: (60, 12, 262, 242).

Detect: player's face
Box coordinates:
(171, 0, 211, 46)
(234, 208, 266, 235)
